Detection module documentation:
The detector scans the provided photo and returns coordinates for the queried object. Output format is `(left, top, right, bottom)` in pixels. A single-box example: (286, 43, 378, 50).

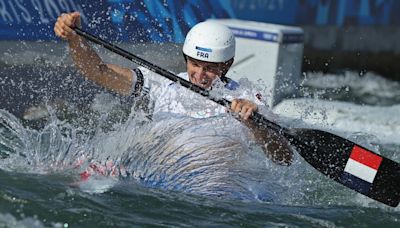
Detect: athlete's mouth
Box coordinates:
(200, 79, 209, 85)
(190, 73, 211, 88)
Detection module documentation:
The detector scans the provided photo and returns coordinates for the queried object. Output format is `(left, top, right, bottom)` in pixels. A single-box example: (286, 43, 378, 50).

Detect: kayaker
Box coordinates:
(54, 12, 293, 164)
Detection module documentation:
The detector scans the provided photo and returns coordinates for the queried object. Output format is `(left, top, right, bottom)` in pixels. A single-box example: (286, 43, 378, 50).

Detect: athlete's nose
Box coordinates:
(193, 67, 208, 80)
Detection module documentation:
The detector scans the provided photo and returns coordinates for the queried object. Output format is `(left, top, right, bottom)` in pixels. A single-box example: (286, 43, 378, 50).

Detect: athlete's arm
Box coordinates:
(54, 12, 135, 96)
(231, 98, 293, 165)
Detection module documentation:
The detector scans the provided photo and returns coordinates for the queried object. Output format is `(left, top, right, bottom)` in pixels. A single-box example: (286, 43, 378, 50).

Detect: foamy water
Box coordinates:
(273, 72, 400, 164)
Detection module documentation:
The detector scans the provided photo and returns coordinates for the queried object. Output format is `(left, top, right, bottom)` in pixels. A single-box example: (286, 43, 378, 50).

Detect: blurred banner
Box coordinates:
(1, 0, 399, 41)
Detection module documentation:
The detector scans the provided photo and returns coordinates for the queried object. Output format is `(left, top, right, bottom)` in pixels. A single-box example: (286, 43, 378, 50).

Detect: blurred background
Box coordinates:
(2, 0, 400, 75)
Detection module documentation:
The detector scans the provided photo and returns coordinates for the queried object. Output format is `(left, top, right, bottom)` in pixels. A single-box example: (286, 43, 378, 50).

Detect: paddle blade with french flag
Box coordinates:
(290, 128, 400, 207)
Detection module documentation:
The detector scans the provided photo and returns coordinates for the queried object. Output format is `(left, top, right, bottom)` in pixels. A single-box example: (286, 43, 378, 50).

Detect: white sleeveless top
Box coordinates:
(132, 67, 269, 119)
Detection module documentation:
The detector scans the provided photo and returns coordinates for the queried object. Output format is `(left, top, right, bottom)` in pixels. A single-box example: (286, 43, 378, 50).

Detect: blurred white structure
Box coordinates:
(213, 19, 304, 107)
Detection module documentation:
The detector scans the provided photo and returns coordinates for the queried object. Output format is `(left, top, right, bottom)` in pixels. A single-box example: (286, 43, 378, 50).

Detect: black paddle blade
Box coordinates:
(288, 128, 400, 207)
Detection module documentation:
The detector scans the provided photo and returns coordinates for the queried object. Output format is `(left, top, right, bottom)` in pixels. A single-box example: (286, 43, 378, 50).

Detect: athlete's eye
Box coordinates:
(207, 66, 221, 74)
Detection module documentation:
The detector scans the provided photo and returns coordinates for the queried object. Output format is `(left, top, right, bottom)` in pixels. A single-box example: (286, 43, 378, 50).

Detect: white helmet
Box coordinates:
(183, 21, 235, 63)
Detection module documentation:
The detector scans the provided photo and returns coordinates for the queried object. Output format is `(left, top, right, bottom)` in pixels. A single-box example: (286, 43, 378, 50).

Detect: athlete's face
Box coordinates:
(186, 57, 231, 89)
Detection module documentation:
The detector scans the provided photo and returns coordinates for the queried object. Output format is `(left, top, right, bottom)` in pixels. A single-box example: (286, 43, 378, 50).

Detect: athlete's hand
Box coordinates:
(231, 98, 258, 120)
(54, 12, 81, 40)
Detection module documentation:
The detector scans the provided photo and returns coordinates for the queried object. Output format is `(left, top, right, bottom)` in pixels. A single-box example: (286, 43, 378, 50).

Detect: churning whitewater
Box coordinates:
(0, 101, 287, 202)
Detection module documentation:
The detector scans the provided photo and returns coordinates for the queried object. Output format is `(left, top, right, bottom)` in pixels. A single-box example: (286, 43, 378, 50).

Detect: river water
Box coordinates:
(0, 45, 399, 227)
